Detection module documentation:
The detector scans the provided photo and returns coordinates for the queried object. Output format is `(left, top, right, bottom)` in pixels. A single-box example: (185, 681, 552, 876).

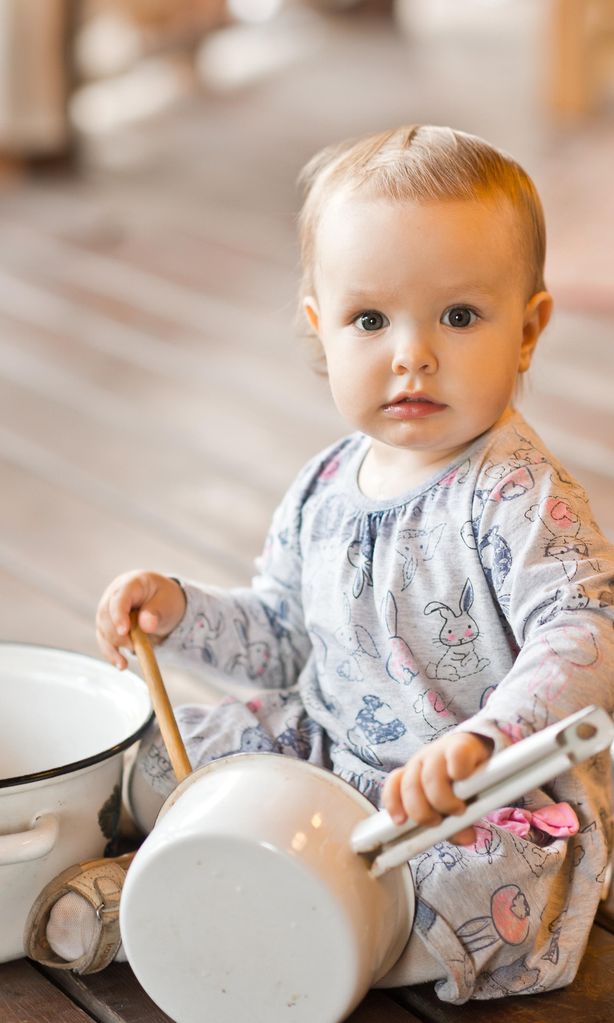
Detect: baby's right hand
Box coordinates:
(96, 570, 187, 670)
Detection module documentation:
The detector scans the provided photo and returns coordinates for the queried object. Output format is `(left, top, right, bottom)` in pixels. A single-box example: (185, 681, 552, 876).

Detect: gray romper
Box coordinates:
(132, 410, 614, 1003)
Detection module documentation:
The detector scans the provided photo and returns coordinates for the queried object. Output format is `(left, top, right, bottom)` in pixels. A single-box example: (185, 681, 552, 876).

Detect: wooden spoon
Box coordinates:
(129, 611, 192, 783)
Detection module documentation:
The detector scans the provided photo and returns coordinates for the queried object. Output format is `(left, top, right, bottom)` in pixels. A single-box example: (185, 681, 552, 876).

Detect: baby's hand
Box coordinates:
(96, 570, 187, 670)
(382, 731, 493, 845)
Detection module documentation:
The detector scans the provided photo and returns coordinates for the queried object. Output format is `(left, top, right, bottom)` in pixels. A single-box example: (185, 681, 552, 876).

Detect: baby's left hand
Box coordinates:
(382, 731, 493, 845)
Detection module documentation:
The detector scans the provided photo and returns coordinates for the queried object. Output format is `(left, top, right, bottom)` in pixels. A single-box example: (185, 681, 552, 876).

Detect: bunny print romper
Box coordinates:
(131, 410, 614, 1004)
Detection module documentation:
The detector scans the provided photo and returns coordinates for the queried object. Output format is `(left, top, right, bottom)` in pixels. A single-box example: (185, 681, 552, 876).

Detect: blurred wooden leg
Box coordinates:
(547, 0, 589, 115)
(0, 0, 79, 159)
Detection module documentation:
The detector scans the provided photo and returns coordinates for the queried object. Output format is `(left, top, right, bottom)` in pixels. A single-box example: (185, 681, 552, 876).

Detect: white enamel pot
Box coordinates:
(120, 753, 414, 1023)
(0, 643, 152, 964)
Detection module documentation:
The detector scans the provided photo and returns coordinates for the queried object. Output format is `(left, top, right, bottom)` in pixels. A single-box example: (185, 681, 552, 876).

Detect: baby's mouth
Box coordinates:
(383, 393, 447, 417)
(384, 392, 446, 413)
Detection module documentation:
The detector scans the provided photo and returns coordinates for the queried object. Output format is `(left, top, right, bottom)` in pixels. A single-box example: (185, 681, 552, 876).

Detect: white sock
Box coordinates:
(47, 891, 127, 963)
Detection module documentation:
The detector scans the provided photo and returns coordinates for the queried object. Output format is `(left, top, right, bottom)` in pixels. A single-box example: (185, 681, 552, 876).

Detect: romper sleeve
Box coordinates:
(155, 453, 324, 690)
(456, 457, 614, 749)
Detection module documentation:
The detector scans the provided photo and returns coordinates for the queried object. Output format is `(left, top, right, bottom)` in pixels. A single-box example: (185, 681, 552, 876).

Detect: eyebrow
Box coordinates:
(440, 281, 499, 295)
(341, 282, 499, 302)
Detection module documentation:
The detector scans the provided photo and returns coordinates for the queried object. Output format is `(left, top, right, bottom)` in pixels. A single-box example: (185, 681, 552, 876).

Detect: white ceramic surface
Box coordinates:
(0, 643, 152, 963)
(121, 754, 414, 1023)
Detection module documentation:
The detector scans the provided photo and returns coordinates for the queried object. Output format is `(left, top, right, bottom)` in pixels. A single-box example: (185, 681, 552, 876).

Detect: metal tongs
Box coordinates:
(351, 705, 614, 878)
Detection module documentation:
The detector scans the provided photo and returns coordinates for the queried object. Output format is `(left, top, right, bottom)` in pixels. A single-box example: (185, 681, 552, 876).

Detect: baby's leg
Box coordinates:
(128, 691, 327, 831)
(387, 810, 601, 1004)
(376, 927, 444, 986)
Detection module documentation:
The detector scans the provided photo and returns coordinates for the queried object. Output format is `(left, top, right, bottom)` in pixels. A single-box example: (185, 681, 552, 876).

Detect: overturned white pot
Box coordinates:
(121, 754, 414, 1023)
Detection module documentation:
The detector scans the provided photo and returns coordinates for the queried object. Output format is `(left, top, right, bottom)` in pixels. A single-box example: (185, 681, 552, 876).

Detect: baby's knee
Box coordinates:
(125, 703, 229, 833)
(126, 723, 177, 834)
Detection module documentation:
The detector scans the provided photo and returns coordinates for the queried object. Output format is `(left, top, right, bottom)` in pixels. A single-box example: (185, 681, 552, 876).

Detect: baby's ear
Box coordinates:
(303, 296, 321, 336)
(519, 290, 553, 372)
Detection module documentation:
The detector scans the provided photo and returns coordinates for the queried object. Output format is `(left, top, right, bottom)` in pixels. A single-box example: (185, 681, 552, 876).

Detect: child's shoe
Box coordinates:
(24, 852, 134, 973)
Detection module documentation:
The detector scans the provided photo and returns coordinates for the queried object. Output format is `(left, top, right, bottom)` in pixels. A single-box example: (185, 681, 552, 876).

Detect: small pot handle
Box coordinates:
(0, 813, 59, 865)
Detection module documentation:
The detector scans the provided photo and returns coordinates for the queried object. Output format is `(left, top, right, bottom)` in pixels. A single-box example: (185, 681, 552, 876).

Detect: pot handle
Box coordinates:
(352, 705, 614, 876)
(0, 813, 59, 865)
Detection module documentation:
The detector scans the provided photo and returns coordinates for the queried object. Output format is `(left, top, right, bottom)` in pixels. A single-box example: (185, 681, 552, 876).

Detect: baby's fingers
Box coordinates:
(384, 765, 477, 845)
(95, 573, 145, 665)
(383, 760, 441, 827)
(421, 753, 466, 817)
(108, 577, 148, 640)
(96, 624, 130, 671)
(445, 733, 493, 782)
(382, 767, 406, 825)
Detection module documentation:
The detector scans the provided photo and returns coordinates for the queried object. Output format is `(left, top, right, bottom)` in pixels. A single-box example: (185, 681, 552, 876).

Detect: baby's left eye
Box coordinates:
(442, 306, 478, 328)
(354, 310, 389, 332)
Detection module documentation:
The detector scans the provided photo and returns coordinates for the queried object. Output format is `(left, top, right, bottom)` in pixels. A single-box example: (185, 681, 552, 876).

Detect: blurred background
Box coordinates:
(1, 0, 612, 701)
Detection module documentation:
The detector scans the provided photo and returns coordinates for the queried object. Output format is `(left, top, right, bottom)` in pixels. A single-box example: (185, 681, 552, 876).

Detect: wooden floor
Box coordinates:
(3, 911, 614, 1023)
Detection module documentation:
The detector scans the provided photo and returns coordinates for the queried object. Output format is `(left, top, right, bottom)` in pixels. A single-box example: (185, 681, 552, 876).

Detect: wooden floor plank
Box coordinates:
(0, 960, 93, 1023)
(0, 457, 240, 608)
(39, 963, 174, 1023)
(13, 216, 295, 312)
(0, 567, 97, 654)
(45, 964, 423, 1023)
(0, 426, 250, 580)
(346, 990, 424, 1022)
(597, 908, 614, 936)
(0, 322, 329, 501)
(0, 372, 273, 572)
(0, 263, 321, 427)
(0, 275, 341, 486)
(0, 220, 291, 355)
(0, 180, 293, 266)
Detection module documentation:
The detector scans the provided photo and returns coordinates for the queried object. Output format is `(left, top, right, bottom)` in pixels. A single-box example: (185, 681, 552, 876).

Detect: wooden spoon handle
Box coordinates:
(129, 612, 192, 783)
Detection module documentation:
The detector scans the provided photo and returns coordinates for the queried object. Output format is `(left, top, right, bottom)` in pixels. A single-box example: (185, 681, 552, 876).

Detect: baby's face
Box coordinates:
(305, 192, 551, 476)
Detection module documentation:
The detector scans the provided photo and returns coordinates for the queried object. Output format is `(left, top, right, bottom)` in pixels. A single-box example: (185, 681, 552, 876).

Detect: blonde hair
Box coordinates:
(298, 125, 546, 310)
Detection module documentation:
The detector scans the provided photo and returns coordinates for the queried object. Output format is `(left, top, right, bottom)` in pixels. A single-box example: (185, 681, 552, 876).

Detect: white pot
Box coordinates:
(0, 643, 152, 964)
(120, 754, 414, 1023)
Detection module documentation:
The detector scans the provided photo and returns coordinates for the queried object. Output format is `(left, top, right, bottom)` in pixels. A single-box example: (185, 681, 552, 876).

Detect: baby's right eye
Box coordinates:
(354, 310, 389, 332)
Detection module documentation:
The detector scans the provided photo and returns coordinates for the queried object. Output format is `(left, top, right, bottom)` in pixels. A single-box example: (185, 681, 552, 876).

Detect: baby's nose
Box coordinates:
(391, 333, 437, 375)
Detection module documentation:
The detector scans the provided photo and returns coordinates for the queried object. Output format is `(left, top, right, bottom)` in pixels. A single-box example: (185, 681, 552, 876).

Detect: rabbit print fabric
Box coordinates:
(159, 411, 614, 1003)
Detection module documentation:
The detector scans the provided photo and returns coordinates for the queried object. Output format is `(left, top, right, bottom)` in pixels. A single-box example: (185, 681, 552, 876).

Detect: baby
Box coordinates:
(29, 125, 614, 1003)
